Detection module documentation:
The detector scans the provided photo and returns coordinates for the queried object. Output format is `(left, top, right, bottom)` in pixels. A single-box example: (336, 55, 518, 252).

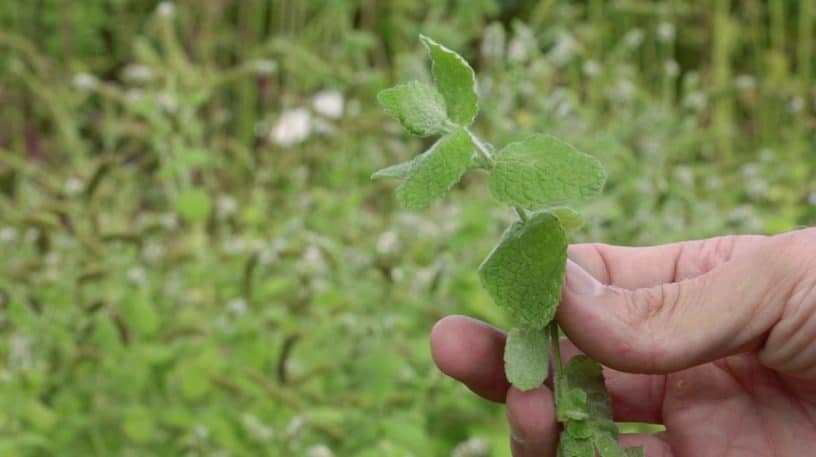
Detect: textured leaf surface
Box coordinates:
(374, 128, 473, 209)
(377, 81, 448, 137)
(420, 35, 479, 126)
(558, 432, 594, 457)
(504, 326, 549, 391)
(551, 207, 585, 237)
(489, 135, 606, 209)
(478, 211, 567, 327)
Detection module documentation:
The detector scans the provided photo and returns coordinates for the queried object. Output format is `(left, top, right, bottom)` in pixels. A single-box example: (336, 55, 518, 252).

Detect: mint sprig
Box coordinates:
(374, 35, 642, 457)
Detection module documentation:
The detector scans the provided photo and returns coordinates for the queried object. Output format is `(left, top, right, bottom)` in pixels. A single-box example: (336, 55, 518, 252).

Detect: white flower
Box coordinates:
(72, 73, 98, 92)
(156, 1, 175, 18)
(664, 60, 680, 78)
(376, 230, 399, 255)
(683, 91, 707, 111)
(142, 240, 166, 263)
(64, 177, 84, 196)
(122, 64, 154, 83)
(253, 59, 277, 76)
(788, 97, 805, 114)
(623, 28, 644, 49)
(242, 414, 274, 441)
(582, 60, 601, 77)
(216, 195, 238, 217)
(312, 90, 344, 119)
(159, 212, 179, 230)
(611, 79, 636, 103)
(226, 298, 247, 317)
(0, 227, 18, 243)
(127, 266, 148, 286)
(9, 333, 33, 370)
(125, 89, 145, 103)
(306, 444, 335, 457)
(156, 92, 178, 113)
(735, 74, 755, 91)
(286, 416, 305, 437)
(547, 32, 577, 65)
(809, 191, 816, 206)
(270, 108, 311, 147)
(657, 22, 676, 43)
(481, 23, 506, 61)
(452, 437, 491, 457)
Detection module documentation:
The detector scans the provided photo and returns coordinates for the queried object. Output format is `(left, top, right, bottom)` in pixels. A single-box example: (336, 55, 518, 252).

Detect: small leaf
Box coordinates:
(489, 135, 606, 209)
(478, 211, 567, 327)
(378, 81, 449, 136)
(565, 419, 592, 439)
(561, 388, 589, 421)
(419, 35, 479, 126)
(376, 128, 473, 209)
(371, 161, 413, 180)
(551, 207, 585, 237)
(558, 433, 594, 457)
(175, 188, 211, 224)
(563, 355, 613, 422)
(504, 326, 549, 390)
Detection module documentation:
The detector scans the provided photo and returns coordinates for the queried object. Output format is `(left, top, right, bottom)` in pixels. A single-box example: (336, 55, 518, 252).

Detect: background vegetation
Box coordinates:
(0, 1, 814, 455)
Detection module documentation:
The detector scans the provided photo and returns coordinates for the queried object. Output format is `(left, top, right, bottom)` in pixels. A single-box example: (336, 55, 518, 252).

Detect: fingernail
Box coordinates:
(565, 260, 603, 296)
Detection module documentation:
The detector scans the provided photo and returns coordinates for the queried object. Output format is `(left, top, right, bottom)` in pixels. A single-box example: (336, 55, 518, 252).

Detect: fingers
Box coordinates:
(568, 234, 767, 289)
(430, 315, 666, 423)
(430, 315, 510, 402)
(507, 385, 559, 456)
(559, 234, 795, 373)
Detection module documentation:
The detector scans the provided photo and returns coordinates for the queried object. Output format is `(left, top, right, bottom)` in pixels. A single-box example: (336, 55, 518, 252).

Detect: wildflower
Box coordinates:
(159, 212, 179, 230)
(683, 91, 707, 111)
(72, 73, 98, 92)
(312, 90, 344, 119)
(735, 74, 755, 91)
(547, 32, 577, 65)
(657, 22, 676, 43)
(127, 266, 148, 286)
(156, 1, 175, 18)
(216, 195, 238, 217)
(122, 64, 154, 83)
(0, 227, 18, 243)
(481, 23, 506, 61)
(306, 444, 335, 457)
(623, 28, 644, 49)
(809, 191, 816, 206)
(226, 298, 247, 317)
(286, 416, 305, 437)
(64, 177, 84, 196)
(242, 414, 274, 441)
(376, 230, 399, 255)
(788, 97, 805, 114)
(253, 59, 277, 76)
(270, 108, 311, 147)
(582, 60, 601, 77)
(452, 437, 491, 457)
(156, 92, 178, 114)
(664, 60, 680, 78)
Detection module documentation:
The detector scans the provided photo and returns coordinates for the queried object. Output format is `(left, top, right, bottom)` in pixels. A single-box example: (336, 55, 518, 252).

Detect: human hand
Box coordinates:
(431, 229, 816, 456)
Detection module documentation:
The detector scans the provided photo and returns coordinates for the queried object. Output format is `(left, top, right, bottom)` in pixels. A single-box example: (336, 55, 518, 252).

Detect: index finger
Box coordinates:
(568, 234, 768, 289)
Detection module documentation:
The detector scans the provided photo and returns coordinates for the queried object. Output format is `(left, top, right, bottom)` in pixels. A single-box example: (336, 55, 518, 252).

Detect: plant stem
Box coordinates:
(548, 321, 563, 400)
(467, 128, 530, 221)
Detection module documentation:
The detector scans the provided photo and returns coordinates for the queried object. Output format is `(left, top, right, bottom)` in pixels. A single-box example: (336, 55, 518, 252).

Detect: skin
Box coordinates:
(430, 229, 816, 456)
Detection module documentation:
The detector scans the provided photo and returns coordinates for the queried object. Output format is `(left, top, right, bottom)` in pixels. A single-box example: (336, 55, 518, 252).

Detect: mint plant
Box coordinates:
(374, 35, 644, 457)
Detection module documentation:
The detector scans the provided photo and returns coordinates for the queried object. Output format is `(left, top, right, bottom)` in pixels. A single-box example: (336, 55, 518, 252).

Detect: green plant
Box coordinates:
(374, 35, 643, 457)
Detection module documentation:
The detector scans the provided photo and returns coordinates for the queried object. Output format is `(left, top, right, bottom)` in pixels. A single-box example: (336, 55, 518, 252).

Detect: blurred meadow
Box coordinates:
(1, 0, 815, 455)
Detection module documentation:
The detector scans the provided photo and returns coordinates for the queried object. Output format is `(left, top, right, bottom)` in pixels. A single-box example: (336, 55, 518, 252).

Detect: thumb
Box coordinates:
(557, 251, 791, 374)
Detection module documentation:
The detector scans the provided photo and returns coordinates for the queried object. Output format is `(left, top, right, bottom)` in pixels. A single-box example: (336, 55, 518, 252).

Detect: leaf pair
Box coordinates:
(557, 356, 643, 457)
(373, 35, 479, 209)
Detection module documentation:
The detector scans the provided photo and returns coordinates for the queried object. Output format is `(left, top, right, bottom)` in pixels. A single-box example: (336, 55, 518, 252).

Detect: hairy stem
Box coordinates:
(549, 321, 563, 401)
(467, 128, 530, 221)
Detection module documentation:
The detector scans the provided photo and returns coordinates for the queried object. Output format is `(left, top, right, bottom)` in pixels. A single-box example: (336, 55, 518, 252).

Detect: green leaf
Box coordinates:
(419, 35, 479, 126)
(504, 326, 549, 390)
(175, 188, 211, 224)
(371, 161, 413, 180)
(376, 128, 473, 209)
(561, 388, 589, 421)
(565, 419, 592, 439)
(551, 207, 585, 237)
(478, 211, 567, 327)
(489, 135, 607, 209)
(562, 356, 613, 423)
(558, 432, 594, 457)
(377, 81, 449, 137)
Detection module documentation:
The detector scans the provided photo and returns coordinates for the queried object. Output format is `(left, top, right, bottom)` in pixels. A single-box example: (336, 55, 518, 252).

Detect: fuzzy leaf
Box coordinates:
(378, 81, 449, 137)
(420, 35, 479, 126)
(478, 211, 567, 327)
(489, 135, 606, 209)
(504, 326, 549, 390)
(558, 432, 594, 457)
(374, 128, 473, 209)
(551, 207, 585, 237)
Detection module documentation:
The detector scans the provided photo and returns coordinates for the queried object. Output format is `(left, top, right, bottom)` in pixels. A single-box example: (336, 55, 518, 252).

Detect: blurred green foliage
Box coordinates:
(0, 1, 814, 456)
